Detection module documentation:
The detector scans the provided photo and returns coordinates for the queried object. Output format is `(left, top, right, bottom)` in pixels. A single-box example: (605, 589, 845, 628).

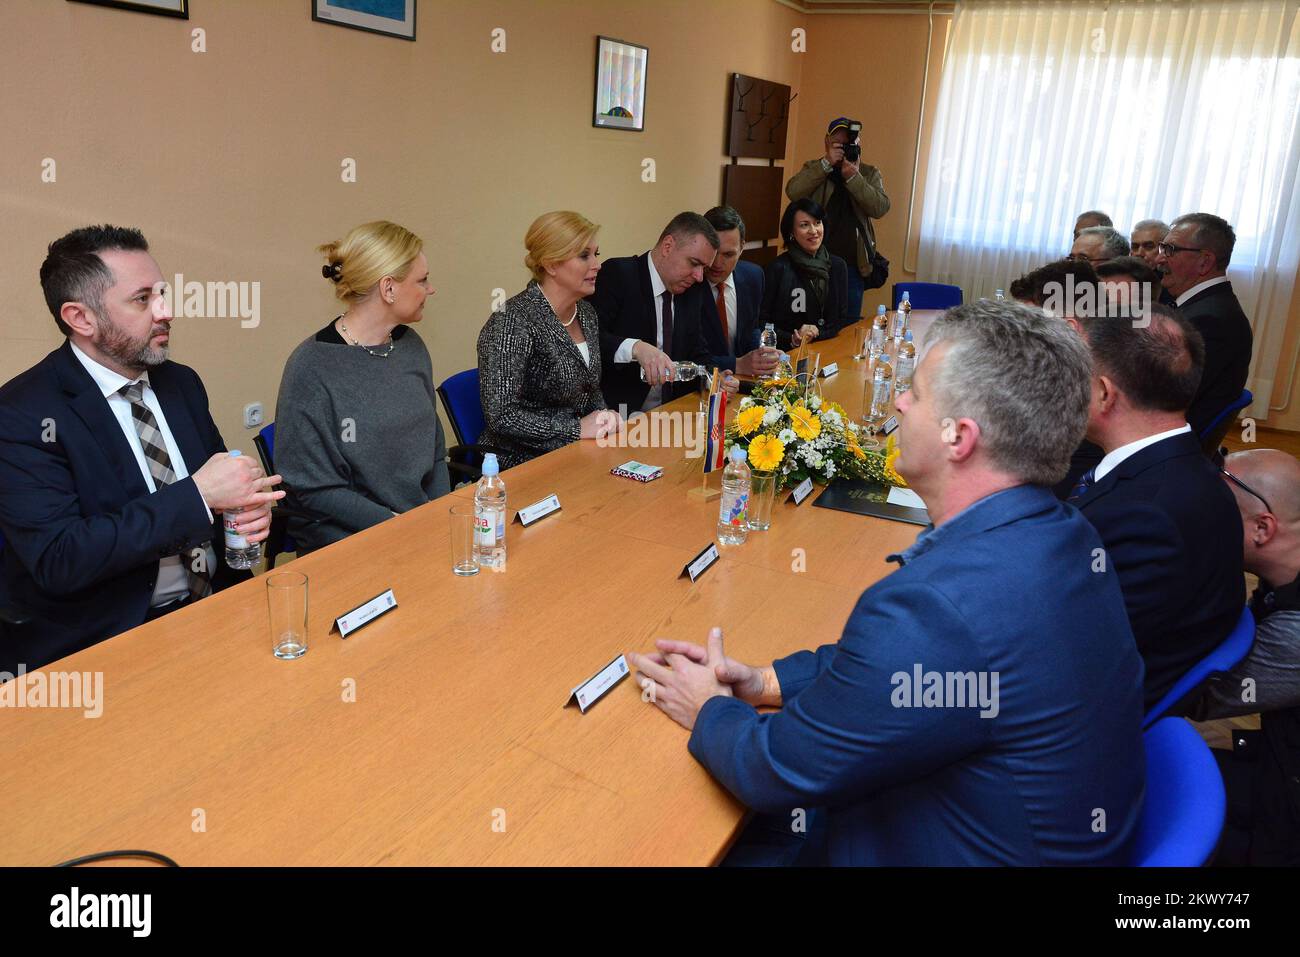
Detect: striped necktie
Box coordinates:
(118, 381, 213, 600)
(1067, 466, 1097, 503)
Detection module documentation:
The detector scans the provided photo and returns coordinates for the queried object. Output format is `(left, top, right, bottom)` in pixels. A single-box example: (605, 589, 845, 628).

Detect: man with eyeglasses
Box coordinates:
(1155, 213, 1253, 441)
(1191, 448, 1300, 865)
(1068, 226, 1129, 266)
(1071, 304, 1244, 710)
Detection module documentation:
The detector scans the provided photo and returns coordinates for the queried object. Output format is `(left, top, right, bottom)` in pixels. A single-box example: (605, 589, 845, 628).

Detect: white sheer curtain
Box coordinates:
(917, 0, 1300, 419)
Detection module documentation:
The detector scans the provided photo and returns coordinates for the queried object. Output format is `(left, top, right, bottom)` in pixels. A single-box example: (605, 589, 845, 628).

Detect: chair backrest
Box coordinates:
(891, 282, 963, 310)
(437, 368, 485, 448)
(1143, 605, 1255, 729)
(1198, 389, 1253, 442)
(253, 422, 277, 474)
(1132, 717, 1226, 866)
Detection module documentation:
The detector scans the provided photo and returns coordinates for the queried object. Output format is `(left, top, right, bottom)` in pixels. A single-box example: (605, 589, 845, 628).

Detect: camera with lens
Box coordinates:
(840, 121, 863, 163)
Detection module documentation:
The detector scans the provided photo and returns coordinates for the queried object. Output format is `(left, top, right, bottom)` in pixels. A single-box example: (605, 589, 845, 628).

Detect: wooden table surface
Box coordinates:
(0, 311, 940, 866)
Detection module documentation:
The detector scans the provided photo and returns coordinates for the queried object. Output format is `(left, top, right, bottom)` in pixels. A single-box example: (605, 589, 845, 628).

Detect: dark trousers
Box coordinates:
(845, 271, 865, 321)
(721, 808, 828, 866)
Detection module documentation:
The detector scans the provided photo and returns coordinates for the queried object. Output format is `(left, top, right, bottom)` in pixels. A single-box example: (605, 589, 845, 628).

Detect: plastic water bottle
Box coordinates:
(899, 290, 912, 323)
(868, 352, 894, 418)
(890, 299, 908, 346)
(760, 324, 778, 377)
(995, 288, 1006, 301)
(868, 305, 888, 360)
(474, 453, 507, 568)
(223, 450, 261, 570)
(894, 330, 916, 395)
(717, 446, 751, 545)
(639, 360, 706, 383)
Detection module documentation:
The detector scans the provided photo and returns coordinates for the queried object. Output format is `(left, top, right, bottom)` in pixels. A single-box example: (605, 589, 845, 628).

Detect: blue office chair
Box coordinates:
(891, 282, 963, 311)
(1199, 389, 1253, 456)
(1131, 717, 1226, 866)
(251, 422, 324, 568)
(436, 368, 504, 484)
(1143, 605, 1255, 729)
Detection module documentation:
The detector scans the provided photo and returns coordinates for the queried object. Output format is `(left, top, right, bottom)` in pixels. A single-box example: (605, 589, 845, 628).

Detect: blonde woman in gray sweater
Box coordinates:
(274, 220, 449, 554)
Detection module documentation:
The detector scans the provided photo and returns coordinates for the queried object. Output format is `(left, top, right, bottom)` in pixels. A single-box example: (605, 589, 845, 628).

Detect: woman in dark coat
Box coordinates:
(759, 197, 854, 351)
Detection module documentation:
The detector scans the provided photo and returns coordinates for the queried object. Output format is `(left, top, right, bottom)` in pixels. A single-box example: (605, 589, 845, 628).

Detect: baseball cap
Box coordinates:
(827, 116, 859, 134)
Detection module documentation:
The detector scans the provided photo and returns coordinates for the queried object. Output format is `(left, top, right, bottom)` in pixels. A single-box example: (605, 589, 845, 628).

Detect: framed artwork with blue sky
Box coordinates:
(312, 0, 416, 41)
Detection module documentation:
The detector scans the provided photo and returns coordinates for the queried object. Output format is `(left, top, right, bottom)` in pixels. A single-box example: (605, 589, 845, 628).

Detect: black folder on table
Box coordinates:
(812, 480, 931, 527)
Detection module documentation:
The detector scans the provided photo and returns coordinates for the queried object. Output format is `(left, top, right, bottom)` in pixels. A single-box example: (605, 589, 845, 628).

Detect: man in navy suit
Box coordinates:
(629, 301, 1145, 865)
(699, 206, 778, 377)
(590, 212, 738, 416)
(0, 225, 284, 673)
(1073, 303, 1245, 709)
(1155, 213, 1252, 439)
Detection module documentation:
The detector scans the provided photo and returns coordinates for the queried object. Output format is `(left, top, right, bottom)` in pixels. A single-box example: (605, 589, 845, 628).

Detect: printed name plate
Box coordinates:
(680, 543, 720, 582)
(565, 655, 630, 713)
(789, 477, 815, 505)
(335, 588, 397, 638)
(819, 362, 838, 378)
(882, 415, 899, 436)
(514, 494, 561, 526)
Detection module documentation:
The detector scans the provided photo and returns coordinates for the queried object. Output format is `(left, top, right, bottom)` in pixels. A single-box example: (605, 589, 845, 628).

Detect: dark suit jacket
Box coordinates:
(589, 253, 714, 414)
(1077, 430, 1245, 709)
(758, 251, 853, 351)
(699, 259, 764, 371)
(1179, 281, 1252, 436)
(690, 485, 1145, 865)
(0, 341, 244, 672)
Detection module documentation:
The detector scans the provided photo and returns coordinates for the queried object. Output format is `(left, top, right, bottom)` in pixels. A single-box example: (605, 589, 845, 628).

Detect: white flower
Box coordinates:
(763, 407, 782, 426)
(778, 428, 797, 445)
(739, 396, 755, 410)
(822, 410, 843, 429)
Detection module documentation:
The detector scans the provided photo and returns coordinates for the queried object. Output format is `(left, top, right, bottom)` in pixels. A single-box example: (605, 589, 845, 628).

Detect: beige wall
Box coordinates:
(4, 0, 1297, 437)
(0, 0, 804, 444)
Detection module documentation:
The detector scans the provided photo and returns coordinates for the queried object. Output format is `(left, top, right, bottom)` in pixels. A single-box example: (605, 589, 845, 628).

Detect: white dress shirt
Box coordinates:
(614, 253, 675, 410)
(1093, 424, 1193, 483)
(576, 340, 591, 366)
(1175, 274, 1230, 307)
(69, 342, 215, 607)
(707, 273, 737, 351)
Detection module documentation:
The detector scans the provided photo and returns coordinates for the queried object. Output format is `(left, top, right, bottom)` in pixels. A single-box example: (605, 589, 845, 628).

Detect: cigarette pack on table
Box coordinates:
(611, 461, 664, 483)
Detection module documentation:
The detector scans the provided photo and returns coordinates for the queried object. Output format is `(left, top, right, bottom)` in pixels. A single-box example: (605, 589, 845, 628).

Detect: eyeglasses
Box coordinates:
(1156, 242, 1205, 257)
(1221, 465, 1273, 515)
(1066, 254, 1108, 264)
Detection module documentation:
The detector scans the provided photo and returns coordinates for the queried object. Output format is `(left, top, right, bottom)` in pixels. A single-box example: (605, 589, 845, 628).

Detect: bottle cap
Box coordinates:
(876, 305, 886, 314)
(729, 445, 747, 464)
(904, 330, 913, 341)
(902, 291, 911, 301)
(229, 450, 241, 457)
(482, 453, 500, 477)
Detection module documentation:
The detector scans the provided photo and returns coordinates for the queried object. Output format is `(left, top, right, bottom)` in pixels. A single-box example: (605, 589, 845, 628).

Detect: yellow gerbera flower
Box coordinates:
(884, 439, 908, 486)
(748, 434, 785, 471)
(736, 405, 766, 437)
(787, 402, 822, 442)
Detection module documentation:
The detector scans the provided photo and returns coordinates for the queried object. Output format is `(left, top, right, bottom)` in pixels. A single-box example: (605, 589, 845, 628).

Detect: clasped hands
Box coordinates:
(628, 627, 775, 731)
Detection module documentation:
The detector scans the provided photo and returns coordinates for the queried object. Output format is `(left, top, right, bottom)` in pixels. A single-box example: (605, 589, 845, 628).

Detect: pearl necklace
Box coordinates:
(338, 317, 395, 358)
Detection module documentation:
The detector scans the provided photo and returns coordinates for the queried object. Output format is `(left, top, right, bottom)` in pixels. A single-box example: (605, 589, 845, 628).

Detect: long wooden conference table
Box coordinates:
(1, 311, 940, 866)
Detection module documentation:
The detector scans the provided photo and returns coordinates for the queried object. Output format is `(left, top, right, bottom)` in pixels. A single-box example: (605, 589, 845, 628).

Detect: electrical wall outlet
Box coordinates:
(244, 402, 264, 429)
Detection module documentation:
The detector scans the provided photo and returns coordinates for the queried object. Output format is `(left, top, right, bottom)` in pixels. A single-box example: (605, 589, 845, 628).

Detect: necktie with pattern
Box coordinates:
(118, 381, 213, 601)
(716, 283, 730, 350)
(1067, 466, 1097, 503)
(661, 290, 674, 359)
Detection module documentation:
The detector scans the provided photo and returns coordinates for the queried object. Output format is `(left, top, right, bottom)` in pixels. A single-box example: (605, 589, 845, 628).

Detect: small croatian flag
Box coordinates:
(703, 389, 728, 474)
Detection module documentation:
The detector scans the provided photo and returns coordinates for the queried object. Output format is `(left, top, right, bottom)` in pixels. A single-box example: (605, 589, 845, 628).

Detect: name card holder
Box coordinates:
(788, 477, 815, 506)
(514, 494, 561, 527)
(680, 543, 720, 582)
(334, 588, 397, 638)
(565, 655, 630, 713)
(819, 362, 839, 378)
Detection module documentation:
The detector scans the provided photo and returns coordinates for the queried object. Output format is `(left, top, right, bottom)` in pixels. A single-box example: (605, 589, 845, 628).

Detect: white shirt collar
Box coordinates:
(708, 271, 736, 295)
(1094, 424, 1192, 482)
(69, 340, 149, 399)
(1175, 275, 1230, 307)
(646, 252, 668, 301)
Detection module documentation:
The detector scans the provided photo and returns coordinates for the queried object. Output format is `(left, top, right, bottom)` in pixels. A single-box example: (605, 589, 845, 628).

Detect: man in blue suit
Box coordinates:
(629, 301, 1145, 865)
(700, 206, 778, 377)
(0, 225, 284, 672)
(1073, 303, 1245, 709)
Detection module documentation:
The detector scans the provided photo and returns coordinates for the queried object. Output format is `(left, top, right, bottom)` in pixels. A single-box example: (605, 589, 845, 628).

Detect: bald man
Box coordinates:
(1194, 448, 1300, 865)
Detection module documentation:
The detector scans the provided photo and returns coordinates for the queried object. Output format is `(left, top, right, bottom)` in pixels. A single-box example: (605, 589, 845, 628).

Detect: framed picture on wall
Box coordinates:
(593, 36, 648, 132)
(67, 0, 188, 17)
(312, 0, 416, 41)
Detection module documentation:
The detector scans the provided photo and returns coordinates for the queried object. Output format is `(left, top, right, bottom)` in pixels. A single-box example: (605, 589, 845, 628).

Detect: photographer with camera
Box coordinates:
(784, 116, 890, 317)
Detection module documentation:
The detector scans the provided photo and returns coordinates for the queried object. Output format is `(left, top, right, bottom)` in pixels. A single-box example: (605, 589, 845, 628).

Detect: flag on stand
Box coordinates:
(703, 376, 728, 474)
